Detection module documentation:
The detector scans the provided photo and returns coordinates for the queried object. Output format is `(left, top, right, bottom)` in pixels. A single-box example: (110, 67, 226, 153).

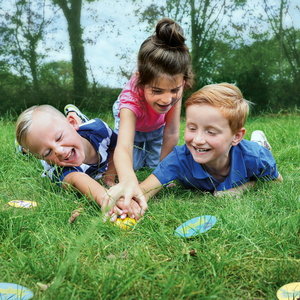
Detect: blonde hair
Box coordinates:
(137, 18, 193, 89)
(185, 83, 251, 133)
(16, 105, 65, 147)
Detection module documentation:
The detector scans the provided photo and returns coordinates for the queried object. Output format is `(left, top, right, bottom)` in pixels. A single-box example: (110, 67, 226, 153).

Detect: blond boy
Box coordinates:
(16, 105, 118, 211)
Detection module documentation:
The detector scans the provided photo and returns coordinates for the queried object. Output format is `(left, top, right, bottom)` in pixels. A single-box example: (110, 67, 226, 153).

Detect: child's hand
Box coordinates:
(108, 197, 144, 222)
(102, 182, 148, 218)
(115, 197, 144, 220)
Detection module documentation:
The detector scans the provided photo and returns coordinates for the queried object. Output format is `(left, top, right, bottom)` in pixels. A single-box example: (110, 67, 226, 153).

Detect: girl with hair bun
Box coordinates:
(105, 18, 193, 218)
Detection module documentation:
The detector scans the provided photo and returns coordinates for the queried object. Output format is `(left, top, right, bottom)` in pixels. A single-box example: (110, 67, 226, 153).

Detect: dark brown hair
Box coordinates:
(137, 18, 193, 89)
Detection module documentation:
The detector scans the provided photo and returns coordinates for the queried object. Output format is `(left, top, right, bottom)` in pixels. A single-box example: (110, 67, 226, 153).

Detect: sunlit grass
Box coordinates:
(0, 113, 299, 299)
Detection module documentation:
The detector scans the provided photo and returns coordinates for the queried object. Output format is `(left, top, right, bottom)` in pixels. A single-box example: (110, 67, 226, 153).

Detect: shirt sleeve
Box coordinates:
(250, 147, 279, 181)
(118, 75, 144, 119)
(54, 166, 84, 184)
(101, 119, 117, 149)
(152, 149, 181, 185)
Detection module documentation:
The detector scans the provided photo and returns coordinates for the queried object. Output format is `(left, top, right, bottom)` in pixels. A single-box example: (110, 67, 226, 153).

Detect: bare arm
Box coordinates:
(102, 148, 117, 187)
(102, 108, 147, 215)
(63, 172, 107, 209)
(213, 181, 255, 197)
(160, 98, 182, 160)
(140, 174, 163, 202)
(214, 173, 283, 197)
(114, 109, 136, 184)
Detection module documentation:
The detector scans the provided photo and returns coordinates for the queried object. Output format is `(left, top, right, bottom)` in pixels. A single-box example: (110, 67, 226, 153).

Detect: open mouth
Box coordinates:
(157, 103, 171, 109)
(194, 147, 210, 153)
(65, 148, 75, 161)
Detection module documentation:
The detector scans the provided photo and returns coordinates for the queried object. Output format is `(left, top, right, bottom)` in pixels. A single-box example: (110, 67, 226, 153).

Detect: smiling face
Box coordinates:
(184, 104, 244, 171)
(24, 111, 86, 167)
(143, 74, 184, 114)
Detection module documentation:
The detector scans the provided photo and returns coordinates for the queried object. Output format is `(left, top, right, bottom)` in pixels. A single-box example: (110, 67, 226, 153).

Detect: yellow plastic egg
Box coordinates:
(114, 217, 137, 230)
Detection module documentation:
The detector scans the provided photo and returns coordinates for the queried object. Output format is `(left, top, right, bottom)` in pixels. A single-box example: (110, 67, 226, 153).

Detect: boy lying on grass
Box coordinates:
(15, 104, 131, 214)
(107, 83, 283, 219)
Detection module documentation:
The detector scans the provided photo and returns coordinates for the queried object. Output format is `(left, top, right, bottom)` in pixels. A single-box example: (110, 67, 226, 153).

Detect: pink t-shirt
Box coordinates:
(117, 75, 166, 132)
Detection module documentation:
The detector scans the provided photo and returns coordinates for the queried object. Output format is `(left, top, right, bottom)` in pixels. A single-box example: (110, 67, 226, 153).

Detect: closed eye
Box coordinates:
(43, 149, 52, 158)
(206, 130, 217, 135)
(152, 89, 162, 94)
(56, 134, 62, 142)
(171, 87, 180, 94)
(187, 126, 196, 131)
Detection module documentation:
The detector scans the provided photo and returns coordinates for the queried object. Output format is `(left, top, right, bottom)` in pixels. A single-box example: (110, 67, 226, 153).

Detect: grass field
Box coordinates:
(0, 112, 299, 299)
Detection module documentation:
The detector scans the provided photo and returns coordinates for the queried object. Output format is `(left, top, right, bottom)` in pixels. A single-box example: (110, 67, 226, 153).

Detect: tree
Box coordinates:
(188, 0, 228, 88)
(0, 0, 54, 92)
(38, 60, 73, 108)
(52, 0, 90, 102)
(263, 0, 300, 81)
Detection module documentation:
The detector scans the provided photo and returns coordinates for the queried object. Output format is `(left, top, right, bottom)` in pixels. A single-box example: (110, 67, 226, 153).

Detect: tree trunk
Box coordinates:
(54, 0, 88, 102)
(28, 39, 40, 93)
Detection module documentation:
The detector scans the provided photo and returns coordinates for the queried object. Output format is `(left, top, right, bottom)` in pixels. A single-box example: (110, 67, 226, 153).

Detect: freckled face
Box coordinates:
(25, 112, 86, 167)
(144, 74, 184, 114)
(184, 104, 237, 169)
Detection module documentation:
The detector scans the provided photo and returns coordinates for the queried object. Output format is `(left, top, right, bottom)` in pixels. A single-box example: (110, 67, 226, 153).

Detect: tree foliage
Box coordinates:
(0, 0, 55, 92)
(263, 0, 300, 81)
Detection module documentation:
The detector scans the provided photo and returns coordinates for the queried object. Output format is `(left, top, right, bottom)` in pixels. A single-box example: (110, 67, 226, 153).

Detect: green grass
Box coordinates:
(0, 113, 299, 299)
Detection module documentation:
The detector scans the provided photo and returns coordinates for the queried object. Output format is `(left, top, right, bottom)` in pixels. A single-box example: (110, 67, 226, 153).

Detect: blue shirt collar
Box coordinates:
(188, 145, 248, 186)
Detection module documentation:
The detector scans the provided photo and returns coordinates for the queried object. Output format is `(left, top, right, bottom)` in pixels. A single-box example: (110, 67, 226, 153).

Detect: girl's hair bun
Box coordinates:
(155, 17, 185, 48)
(137, 17, 193, 88)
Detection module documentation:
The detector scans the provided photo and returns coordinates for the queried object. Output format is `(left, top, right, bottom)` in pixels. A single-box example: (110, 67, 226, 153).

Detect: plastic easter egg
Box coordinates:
(0, 282, 33, 299)
(7, 200, 37, 209)
(277, 282, 300, 300)
(174, 215, 217, 238)
(114, 217, 137, 230)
